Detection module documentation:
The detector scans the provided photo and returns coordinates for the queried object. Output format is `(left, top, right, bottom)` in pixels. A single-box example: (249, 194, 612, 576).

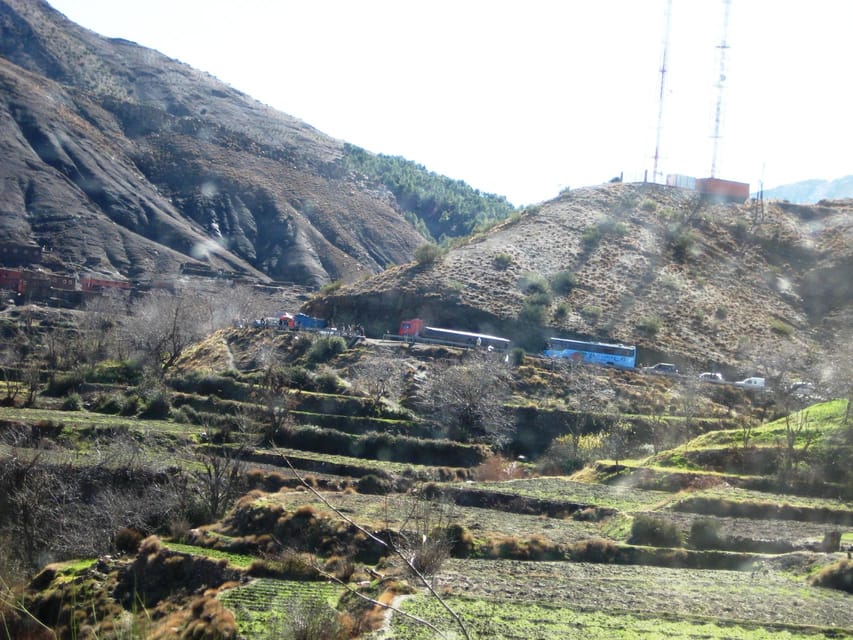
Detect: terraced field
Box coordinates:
(389, 559, 853, 638)
(266, 490, 606, 545)
(451, 476, 676, 511)
(218, 578, 344, 639)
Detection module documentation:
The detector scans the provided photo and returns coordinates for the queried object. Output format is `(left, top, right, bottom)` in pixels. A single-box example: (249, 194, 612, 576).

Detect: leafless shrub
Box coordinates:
(418, 353, 514, 446)
(280, 596, 349, 640)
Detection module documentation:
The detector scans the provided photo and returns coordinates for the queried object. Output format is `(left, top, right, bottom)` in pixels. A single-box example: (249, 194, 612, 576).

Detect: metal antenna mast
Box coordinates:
(652, 0, 672, 183)
(710, 0, 731, 178)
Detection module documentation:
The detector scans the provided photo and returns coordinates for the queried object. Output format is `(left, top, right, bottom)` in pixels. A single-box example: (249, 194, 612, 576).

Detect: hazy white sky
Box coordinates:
(48, 0, 853, 205)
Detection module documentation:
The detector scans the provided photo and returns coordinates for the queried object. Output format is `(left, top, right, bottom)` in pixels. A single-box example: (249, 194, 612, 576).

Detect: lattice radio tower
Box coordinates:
(652, 0, 672, 184)
(710, 0, 732, 178)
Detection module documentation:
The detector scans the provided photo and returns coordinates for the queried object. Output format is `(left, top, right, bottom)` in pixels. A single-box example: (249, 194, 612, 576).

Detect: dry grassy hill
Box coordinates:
(307, 182, 853, 376)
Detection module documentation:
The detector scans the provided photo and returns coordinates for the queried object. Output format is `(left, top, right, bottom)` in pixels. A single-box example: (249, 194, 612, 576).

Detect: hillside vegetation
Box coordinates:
(341, 143, 517, 242)
(307, 182, 853, 377)
(0, 305, 851, 638)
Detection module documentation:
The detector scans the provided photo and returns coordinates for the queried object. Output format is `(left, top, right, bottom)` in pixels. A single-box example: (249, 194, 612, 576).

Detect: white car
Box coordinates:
(643, 363, 679, 375)
(698, 372, 724, 383)
(735, 377, 766, 390)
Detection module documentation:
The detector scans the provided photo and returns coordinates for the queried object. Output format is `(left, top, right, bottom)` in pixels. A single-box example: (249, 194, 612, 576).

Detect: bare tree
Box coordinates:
(253, 345, 297, 442)
(419, 353, 514, 446)
(191, 445, 247, 522)
(0, 343, 25, 407)
(535, 360, 617, 473)
(123, 289, 215, 374)
(348, 352, 409, 408)
(208, 282, 270, 329)
(598, 417, 633, 468)
(778, 407, 816, 485)
(79, 288, 131, 364)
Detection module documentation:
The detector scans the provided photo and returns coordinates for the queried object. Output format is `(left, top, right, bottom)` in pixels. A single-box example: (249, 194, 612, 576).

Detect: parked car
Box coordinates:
(698, 372, 724, 383)
(734, 377, 766, 390)
(642, 363, 679, 375)
(790, 381, 815, 396)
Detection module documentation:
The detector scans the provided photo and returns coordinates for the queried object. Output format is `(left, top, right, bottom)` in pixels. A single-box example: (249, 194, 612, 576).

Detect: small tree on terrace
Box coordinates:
(123, 289, 215, 375)
(599, 417, 633, 468)
(554, 357, 615, 455)
(419, 353, 514, 446)
(191, 445, 247, 522)
(349, 352, 410, 409)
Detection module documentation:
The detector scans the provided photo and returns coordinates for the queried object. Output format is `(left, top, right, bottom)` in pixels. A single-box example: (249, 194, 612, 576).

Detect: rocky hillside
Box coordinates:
(0, 0, 428, 285)
(307, 182, 853, 374)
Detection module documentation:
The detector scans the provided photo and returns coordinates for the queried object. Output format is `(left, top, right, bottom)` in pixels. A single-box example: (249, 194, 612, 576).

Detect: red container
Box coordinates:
(695, 177, 750, 202)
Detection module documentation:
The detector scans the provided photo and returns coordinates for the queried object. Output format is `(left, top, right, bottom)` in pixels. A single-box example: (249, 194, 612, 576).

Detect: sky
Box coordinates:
(47, 0, 853, 206)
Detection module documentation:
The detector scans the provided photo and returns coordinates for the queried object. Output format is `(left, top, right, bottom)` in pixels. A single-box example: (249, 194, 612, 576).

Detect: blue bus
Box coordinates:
(544, 337, 637, 368)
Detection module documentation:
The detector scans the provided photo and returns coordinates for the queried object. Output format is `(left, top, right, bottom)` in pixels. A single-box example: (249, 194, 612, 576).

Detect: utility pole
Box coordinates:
(652, 0, 672, 184)
(710, 0, 731, 178)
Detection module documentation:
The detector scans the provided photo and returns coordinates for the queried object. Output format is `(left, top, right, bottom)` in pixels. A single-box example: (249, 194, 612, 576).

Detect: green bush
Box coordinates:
(553, 302, 570, 320)
(525, 291, 552, 308)
(356, 474, 394, 495)
(93, 392, 126, 415)
(281, 596, 348, 640)
(811, 559, 853, 593)
(90, 360, 143, 385)
(173, 404, 201, 425)
(320, 279, 344, 294)
(120, 395, 140, 416)
(518, 272, 549, 295)
(284, 365, 313, 390)
(582, 305, 602, 322)
(629, 515, 683, 547)
(536, 439, 586, 475)
(139, 392, 171, 419)
(581, 226, 601, 250)
(307, 336, 347, 365)
(519, 299, 548, 325)
(44, 372, 84, 397)
(638, 315, 661, 336)
(168, 372, 249, 401)
(549, 270, 577, 295)
(668, 229, 696, 262)
(61, 393, 82, 411)
(414, 243, 443, 265)
(688, 518, 722, 550)
(770, 319, 795, 336)
(315, 371, 344, 394)
(493, 253, 513, 270)
(640, 198, 657, 212)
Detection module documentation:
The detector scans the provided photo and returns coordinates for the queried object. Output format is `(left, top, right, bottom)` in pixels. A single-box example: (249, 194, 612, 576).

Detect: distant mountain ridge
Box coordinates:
(760, 176, 853, 204)
(0, 0, 511, 286)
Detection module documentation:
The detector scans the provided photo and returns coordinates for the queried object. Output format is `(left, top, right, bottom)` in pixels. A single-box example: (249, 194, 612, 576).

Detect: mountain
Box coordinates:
(761, 176, 853, 204)
(306, 182, 853, 374)
(0, 0, 438, 285)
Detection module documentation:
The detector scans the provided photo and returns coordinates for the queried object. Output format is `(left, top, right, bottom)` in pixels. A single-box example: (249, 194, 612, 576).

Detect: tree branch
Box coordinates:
(277, 453, 471, 640)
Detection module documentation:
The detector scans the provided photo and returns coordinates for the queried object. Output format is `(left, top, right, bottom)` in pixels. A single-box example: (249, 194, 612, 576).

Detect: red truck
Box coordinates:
(399, 318, 424, 337)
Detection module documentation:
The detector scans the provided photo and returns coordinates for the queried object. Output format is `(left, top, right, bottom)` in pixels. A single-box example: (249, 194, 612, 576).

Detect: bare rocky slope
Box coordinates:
(307, 183, 853, 375)
(0, 0, 425, 285)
